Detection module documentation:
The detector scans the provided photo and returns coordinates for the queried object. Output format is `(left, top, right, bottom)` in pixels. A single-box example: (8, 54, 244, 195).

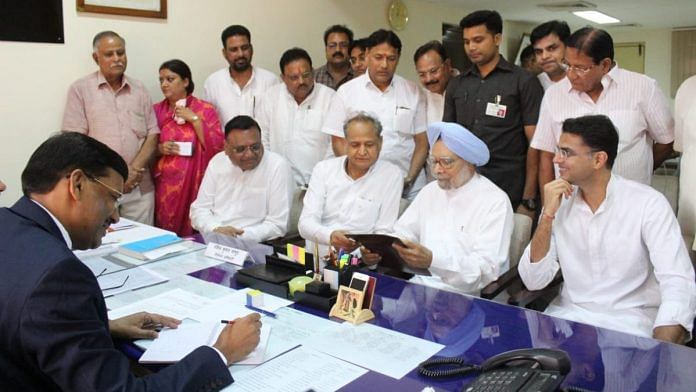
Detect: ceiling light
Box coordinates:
(572, 10, 620, 24)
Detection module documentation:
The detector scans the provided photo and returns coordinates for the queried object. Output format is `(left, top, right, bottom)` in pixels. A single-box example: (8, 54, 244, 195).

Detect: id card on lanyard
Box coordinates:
(485, 94, 507, 118)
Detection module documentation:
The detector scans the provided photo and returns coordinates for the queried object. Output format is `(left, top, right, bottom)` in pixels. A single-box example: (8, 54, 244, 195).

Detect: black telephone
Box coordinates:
(418, 348, 571, 392)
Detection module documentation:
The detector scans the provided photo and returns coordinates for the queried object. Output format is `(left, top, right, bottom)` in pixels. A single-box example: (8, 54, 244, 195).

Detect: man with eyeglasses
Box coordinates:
(256, 48, 334, 187)
(190, 115, 293, 242)
(314, 24, 354, 90)
(0, 132, 262, 390)
(203, 25, 279, 125)
(384, 121, 513, 295)
(519, 115, 695, 343)
(414, 40, 459, 126)
(533, 27, 674, 195)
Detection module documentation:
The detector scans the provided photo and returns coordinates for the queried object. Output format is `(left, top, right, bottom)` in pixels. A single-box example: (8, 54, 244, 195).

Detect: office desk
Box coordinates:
(188, 261, 696, 391)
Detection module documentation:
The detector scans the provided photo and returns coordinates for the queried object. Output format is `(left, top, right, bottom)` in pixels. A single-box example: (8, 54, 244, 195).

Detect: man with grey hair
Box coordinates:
(62, 31, 159, 224)
(299, 112, 403, 257)
(383, 121, 514, 295)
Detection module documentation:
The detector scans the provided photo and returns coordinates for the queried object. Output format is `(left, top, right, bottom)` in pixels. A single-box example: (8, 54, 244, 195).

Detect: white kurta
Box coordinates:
(298, 157, 402, 256)
(675, 75, 696, 248)
(189, 151, 294, 242)
(202, 66, 279, 126)
(518, 175, 696, 338)
(531, 66, 674, 185)
(256, 83, 334, 186)
(424, 88, 445, 126)
(322, 72, 427, 193)
(395, 174, 513, 295)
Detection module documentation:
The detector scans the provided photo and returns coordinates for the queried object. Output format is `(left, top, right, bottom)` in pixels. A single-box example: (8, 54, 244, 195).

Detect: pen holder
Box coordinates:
(323, 264, 359, 290)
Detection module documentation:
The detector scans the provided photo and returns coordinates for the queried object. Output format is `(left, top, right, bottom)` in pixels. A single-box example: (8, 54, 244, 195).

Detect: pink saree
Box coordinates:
(153, 95, 224, 236)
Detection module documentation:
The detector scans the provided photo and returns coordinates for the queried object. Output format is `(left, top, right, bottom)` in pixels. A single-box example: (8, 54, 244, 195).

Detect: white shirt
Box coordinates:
(323, 72, 427, 179)
(202, 66, 280, 126)
(518, 175, 696, 338)
(424, 88, 445, 126)
(190, 150, 294, 242)
(298, 156, 402, 256)
(395, 174, 513, 295)
(537, 72, 556, 90)
(675, 75, 696, 246)
(256, 83, 334, 186)
(531, 66, 674, 185)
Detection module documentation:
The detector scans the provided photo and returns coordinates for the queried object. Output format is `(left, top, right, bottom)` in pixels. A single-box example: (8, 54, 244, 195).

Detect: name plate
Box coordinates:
(204, 242, 248, 266)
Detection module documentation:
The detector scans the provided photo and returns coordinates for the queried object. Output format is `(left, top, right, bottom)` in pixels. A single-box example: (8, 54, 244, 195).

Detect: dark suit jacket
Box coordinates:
(0, 197, 233, 391)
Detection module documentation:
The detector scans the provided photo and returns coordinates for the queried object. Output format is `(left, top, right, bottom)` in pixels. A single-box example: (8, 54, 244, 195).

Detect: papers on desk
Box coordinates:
(303, 321, 444, 380)
(190, 288, 293, 323)
(139, 321, 271, 365)
(107, 288, 212, 320)
(228, 346, 367, 392)
(98, 267, 167, 297)
(74, 218, 177, 260)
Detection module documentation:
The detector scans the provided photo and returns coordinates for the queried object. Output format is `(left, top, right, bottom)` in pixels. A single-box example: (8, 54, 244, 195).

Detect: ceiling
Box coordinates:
(425, 0, 696, 30)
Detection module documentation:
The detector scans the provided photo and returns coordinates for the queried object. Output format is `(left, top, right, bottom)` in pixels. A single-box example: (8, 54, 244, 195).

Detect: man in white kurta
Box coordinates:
(675, 75, 696, 250)
(532, 27, 673, 192)
(202, 25, 279, 126)
(256, 48, 334, 187)
(299, 113, 402, 257)
(413, 40, 458, 126)
(391, 122, 513, 295)
(323, 30, 428, 199)
(519, 114, 696, 343)
(190, 115, 293, 243)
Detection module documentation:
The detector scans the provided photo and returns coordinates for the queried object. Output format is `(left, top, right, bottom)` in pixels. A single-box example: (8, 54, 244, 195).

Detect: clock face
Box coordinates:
(388, 0, 409, 31)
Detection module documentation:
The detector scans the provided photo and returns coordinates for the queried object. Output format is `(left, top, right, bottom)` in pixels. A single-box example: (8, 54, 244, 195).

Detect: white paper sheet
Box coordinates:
(107, 288, 212, 320)
(189, 288, 293, 323)
(98, 267, 167, 297)
(80, 255, 127, 276)
(303, 322, 444, 380)
(227, 346, 367, 392)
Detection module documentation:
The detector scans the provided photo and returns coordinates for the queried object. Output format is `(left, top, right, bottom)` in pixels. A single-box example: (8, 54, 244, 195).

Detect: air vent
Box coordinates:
(538, 1, 596, 12)
(611, 23, 641, 28)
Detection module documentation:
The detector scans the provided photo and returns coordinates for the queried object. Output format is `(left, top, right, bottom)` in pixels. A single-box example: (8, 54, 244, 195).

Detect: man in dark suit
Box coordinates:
(0, 132, 261, 391)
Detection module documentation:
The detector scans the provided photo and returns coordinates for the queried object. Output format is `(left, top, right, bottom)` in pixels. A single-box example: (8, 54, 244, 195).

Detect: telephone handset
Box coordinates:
(418, 348, 571, 392)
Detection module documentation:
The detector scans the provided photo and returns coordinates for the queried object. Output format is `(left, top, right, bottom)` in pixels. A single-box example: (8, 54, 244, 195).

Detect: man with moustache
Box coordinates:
(519, 115, 695, 343)
(386, 122, 513, 295)
(532, 27, 674, 192)
(314, 25, 354, 90)
(414, 40, 457, 125)
(203, 25, 279, 125)
(444, 10, 543, 216)
(0, 132, 262, 390)
(190, 115, 293, 242)
(530, 20, 570, 90)
(256, 48, 334, 187)
(62, 31, 159, 225)
(324, 29, 428, 199)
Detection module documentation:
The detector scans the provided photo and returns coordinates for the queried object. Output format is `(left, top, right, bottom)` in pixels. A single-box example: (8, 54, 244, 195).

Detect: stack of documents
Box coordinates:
(118, 234, 186, 260)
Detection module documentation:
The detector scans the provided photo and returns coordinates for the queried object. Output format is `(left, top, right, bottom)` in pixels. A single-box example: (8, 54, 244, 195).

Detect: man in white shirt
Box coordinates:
(519, 114, 696, 343)
(203, 25, 279, 125)
(190, 115, 293, 243)
(257, 48, 334, 187)
(675, 75, 696, 250)
(387, 122, 513, 295)
(323, 29, 428, 200)
(533, 27, 674, 192)
(413, 40, 456, 125)
(299, 113, 402, 257)
(530, 20, 570, 90)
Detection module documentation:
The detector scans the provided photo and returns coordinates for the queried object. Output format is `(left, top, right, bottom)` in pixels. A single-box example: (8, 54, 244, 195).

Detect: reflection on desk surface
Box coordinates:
(189, 261, 696, 391)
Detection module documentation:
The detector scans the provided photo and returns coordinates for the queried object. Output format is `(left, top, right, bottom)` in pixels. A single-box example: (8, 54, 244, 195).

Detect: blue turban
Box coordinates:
(427, 122, 489, 166)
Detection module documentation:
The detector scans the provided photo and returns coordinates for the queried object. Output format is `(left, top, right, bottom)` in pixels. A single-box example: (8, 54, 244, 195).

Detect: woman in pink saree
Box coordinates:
(153, 59, 224, 236)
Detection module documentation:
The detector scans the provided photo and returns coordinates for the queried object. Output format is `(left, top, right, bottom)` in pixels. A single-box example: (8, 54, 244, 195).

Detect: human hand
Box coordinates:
(329, 230, 357, 252)
(653, 325, 687, 344)
(392, 239, 432, 269)
(360, 246, 382, 265)
(109, 311, 181, 340)
(174, 106, 200, 123)
(214, 226, 245, 238)
(214, 313, 262, 364)
(158, 141, 181, 156)
(124, 166, 145, 193)
(542, 179, 573, 217)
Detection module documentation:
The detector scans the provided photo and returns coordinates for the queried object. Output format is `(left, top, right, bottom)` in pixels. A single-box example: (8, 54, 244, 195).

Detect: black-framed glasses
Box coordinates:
(87, 175, 124, 209)
(230, 143, 262, 154)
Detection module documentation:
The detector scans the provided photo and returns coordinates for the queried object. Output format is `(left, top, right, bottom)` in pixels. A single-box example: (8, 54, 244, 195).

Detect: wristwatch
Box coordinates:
(520, 198, 537, 210)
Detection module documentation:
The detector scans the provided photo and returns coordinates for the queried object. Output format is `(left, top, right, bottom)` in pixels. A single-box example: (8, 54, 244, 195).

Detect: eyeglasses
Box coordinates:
(327, 42, 349, 50)
(87, 175, 123, 209)
(417, 64, 444, 79)
(285, 71, 313, 83)
(554, 145, 597, 160)
(230, 143, 262, 154)
(561, 60, 596, 74)
(426, 156, 457, 169)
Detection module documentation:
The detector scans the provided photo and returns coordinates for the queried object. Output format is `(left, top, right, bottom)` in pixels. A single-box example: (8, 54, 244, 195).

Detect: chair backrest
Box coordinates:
(509, 213, 533, 267)
(286, 188, 306, 237)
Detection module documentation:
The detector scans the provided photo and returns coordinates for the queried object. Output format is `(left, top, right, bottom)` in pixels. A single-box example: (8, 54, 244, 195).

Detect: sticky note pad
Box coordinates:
(246, 289, 264, 307)
(286, 244, 306, 265)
